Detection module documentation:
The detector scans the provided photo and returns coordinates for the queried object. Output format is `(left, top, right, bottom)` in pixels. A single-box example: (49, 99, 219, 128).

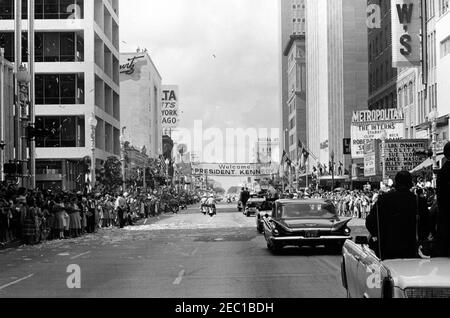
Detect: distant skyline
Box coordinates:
(120, 0, 280, 190)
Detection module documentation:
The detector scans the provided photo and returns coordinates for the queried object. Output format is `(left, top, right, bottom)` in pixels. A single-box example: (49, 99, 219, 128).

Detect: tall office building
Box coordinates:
(305, 0, 369, 170)
(0, 0, 121, 191)
(367, 0, 398, 111)
(279, 0, 306, 161)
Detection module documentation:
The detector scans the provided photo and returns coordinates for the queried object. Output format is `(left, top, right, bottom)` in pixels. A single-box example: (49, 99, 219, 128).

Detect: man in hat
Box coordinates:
(436, 142, 450, 256)
(366, 171, 428, 260)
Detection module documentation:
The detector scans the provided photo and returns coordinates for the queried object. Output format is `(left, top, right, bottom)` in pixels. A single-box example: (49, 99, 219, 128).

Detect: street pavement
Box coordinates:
(0, 203, 367, 298)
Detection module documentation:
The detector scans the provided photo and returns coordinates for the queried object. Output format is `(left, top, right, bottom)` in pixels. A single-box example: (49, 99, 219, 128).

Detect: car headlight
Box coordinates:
(343, 227, 351, 235)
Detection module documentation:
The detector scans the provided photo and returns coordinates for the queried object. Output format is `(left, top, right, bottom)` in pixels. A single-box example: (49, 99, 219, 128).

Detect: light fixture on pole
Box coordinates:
(88, 114, 98, 191)
(380, 130, 388, 187)
(428, 109, 439, 188)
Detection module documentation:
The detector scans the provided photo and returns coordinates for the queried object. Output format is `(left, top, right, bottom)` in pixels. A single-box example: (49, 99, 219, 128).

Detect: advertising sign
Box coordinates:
(364, 141, 377, 177)
(377, 139, 429, 177)
(391, 0, 421, 68)
(162, 85, 179, 131)
(351, 109, 405, 159)
(192, 163, 277, 177)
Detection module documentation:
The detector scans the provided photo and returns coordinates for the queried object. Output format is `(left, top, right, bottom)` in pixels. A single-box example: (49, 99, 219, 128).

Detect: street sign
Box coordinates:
(343, 138, 351, 155)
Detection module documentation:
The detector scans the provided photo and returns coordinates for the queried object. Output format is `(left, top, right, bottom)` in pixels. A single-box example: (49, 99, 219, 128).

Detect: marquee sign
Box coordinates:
(351, 109, 405, 159)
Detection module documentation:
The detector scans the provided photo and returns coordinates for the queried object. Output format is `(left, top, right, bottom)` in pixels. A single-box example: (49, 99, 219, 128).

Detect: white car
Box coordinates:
(341, 238, 450, 298)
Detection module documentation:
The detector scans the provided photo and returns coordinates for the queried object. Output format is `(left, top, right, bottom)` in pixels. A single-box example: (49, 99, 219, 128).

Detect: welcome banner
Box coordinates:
(192, 163, 278, 177)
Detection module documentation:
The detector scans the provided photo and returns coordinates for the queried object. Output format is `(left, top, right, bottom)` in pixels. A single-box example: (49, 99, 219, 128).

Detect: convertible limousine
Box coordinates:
(341, 239, 450, 298)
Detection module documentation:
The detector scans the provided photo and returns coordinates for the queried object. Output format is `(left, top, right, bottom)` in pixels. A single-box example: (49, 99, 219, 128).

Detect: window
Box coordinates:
(0, 0, 84, 20)
(35, 116, 85, 148)
(441, 36, 450, 58)
(35, 73, 84, 105)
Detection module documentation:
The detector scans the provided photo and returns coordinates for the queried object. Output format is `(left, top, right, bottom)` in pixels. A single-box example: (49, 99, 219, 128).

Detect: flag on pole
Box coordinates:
(282, 150, 292, 166)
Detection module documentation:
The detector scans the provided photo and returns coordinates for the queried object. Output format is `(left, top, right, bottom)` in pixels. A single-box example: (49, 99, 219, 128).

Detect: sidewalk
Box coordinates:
(0, 240, 23, 251)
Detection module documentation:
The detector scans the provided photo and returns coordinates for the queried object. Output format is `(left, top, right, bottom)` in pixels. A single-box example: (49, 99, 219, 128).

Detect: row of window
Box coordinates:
(35, 73, 84, 105)
(0, 0, 83, 20)
(0, 31, 84, 63)
(440, 0, 449, 16)
(35, 116, 85, 148)
(398, 82, 415, 109)
(369, 59, 394, 93)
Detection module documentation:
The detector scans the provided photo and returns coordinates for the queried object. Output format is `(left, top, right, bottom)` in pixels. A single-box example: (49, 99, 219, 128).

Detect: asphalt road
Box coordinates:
(0, 203, 367, 298)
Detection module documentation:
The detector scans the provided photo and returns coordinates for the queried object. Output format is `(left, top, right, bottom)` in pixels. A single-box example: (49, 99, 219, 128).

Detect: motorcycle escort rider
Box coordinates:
(206, 194, 217, 215)
(200, 195, 208, 214)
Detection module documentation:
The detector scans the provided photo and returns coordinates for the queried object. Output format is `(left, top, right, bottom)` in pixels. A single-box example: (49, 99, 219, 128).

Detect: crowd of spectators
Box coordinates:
(0, 183, 198, 248)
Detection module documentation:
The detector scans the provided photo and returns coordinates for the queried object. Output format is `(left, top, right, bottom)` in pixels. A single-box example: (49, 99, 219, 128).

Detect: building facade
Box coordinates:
(306, 0, 369, 171)
(120, 50, 163, 159)
(0, 0, 121, 191)
(367, 0, 398, 111)
(415, 0, 450, 159)
(284, 34, 306, 163)
(0, 51, 14, 181)
(253, 137, 280, 164)
(279, 0, 306, 160)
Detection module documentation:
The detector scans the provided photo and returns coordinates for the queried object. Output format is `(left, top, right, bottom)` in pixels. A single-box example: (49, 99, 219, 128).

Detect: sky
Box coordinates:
(120, 0, 280, 190)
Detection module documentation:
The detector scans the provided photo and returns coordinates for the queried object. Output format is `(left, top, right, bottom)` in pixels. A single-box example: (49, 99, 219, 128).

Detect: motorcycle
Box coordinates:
(200, 205, 208, 215)
(227, 197, 232, 204)
(208, 205, 216, 217)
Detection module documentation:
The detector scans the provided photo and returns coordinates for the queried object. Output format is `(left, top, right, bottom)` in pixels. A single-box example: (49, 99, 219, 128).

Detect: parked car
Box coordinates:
(341, 238, 450, 298)
(263, 199, 352, 254)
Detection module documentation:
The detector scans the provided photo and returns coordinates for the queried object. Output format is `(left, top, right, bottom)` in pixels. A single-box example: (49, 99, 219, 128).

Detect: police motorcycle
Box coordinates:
(207, 194, 217, 217)
(200, 195, 208, 215)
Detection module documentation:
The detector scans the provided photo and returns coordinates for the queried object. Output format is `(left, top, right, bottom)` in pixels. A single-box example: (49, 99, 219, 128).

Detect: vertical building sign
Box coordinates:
(161, 85, 179, 134)
(391, 0, 421, 68)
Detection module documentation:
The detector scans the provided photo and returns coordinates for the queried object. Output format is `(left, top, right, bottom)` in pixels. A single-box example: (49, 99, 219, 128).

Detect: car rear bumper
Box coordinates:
(271, 236, 352, 244)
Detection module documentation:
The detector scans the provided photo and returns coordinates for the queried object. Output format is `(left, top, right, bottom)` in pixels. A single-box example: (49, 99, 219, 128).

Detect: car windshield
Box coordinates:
(282, 203, 337, 219)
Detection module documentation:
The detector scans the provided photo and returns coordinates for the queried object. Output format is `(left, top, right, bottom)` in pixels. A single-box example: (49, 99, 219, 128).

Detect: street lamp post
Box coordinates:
(380, 131, 388, 187)
(428, 110, 439, 188)
(331, 150, 335, 191)
(88, 115, 98, 192)
(120, 127, 127, 192)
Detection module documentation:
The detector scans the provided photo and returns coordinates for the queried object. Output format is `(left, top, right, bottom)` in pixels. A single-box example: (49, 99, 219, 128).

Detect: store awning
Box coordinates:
(410, 155, 445, 174)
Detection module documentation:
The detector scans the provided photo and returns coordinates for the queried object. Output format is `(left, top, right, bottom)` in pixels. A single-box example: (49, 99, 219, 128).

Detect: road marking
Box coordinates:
(190, 248, 199, 257)
(0, 274, 34, 291)
(173, 269, 186, 285)
(70, 251, 91, 260)
(58, 253, 70, 256)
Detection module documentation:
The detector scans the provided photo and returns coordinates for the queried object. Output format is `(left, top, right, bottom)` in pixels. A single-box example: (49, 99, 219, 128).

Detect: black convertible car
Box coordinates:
(263, 199, 352, 254)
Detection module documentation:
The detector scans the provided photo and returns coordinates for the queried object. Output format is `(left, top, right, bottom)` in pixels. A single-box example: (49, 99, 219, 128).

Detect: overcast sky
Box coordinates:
(120, 0, 280, 189)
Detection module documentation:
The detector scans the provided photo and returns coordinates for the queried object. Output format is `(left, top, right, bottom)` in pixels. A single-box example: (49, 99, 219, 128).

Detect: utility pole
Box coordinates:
(0, 48, 5, 182)
(14, 0, 22, 187)
(28, 0, 36, 189)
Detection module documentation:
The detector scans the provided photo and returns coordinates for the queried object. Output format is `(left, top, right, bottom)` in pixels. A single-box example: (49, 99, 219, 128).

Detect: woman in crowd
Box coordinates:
(22, 197, 40, 245)
(52, 197, 67, 240)
(68, 197, 82, 238)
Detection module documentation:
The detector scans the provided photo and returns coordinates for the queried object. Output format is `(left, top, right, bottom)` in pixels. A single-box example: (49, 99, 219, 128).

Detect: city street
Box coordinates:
(0, 203, 366, 298)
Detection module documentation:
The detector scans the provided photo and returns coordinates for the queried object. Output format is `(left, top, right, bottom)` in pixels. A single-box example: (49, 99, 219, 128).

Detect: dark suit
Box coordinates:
(366, 189, 419, 260)
(437, 160, 450, 256)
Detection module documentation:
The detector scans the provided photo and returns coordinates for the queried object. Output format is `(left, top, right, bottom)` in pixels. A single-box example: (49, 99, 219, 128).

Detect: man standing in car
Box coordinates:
(366, 171, 427, 260)
(437, 142, 450, 257)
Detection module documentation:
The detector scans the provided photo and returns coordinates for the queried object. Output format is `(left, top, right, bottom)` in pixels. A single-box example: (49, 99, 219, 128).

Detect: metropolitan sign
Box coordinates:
(351, 109, 405, 159)
(162, 85, 179, 131)
(391, 0, 421, 68)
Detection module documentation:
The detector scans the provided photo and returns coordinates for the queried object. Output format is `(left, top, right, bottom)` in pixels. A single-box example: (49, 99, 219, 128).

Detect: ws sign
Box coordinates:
(391, 0, 421, 68)
(162, 86, 179, 130)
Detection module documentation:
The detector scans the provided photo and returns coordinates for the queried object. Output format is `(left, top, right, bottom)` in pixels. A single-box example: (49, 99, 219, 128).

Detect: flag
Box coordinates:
(282, 151, 292, 166)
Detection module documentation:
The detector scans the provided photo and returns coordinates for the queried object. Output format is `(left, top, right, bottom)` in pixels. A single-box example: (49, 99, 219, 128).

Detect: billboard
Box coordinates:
(391, 0, 421, 68)
(162, 85, 179, 132)
(192, 163, 278, 177)
(351, 109, 405, 159)
(364, 141, 378, 177)
(377, 139, 429, 177)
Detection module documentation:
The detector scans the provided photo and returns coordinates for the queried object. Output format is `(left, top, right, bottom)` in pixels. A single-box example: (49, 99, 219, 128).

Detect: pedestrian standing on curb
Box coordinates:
(436, 142, 450, 257)
(115, 192, 127, 228)
(69, 197, 82, 238)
